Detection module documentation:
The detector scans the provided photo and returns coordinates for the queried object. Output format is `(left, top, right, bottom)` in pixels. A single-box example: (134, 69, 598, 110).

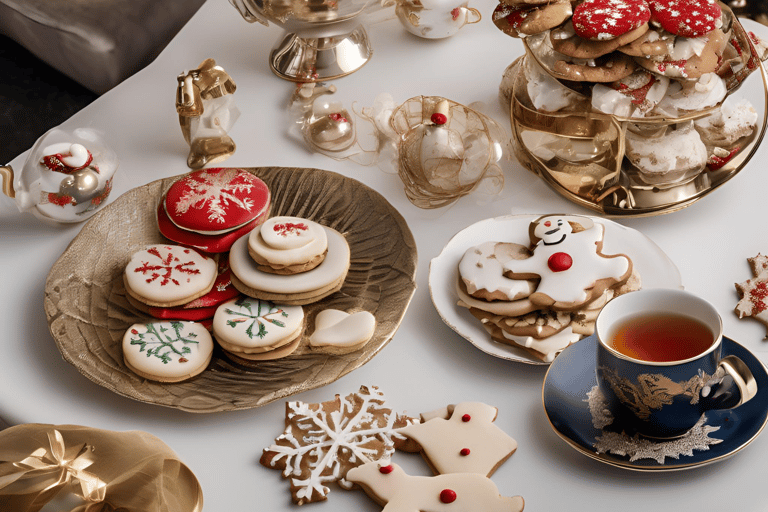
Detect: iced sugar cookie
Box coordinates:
(124, 244, 217, 307)
(492, 1, 572, 38)
(459, 242, 535, 302)
(572, 0, 650, 41)
(346, 461, 524, 512)
(648, 0, 721, 38)
(249, 216, 329, 275)
(123, 320, 213, 382)
(309, 309, 377, 354)
(212, 296, 304, 360)
(230, 225, 350, 305)
(397, 402, 518, 477)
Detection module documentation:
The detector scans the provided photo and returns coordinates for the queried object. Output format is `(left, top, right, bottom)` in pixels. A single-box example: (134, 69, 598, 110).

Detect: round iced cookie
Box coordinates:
(212, 297, 305, 358)
(163, 167, 271, 235)
(648, 0, 721, 38)
(229, 226, 350, 305)
(248, 216, 329, 275)
(124, 244, 217, 307)
(308, 309, 377, 354)
(572, 0, 650, 41)
(122, 320, 213, 382)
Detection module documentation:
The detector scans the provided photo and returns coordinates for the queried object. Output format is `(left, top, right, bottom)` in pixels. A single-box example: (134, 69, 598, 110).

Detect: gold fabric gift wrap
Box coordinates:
(0, 424, 203, 512)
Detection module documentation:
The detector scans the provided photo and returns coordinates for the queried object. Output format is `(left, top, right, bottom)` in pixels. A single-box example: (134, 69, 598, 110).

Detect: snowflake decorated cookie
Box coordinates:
(397, 402, 518, 477)
(346, 461, 525, 512)
(503, 214, 632, 310)
(212, 296, 305, 361)
(122, 320, 213, 382)
(735, 253, 768, 338)
(248, 216, 329, 275)
(124, 244, 218, 307)
(260, 385, 418, 504)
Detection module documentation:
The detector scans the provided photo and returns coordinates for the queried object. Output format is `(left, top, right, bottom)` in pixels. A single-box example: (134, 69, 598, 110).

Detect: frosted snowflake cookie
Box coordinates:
(212, 297, 305, 361)
(260, 385, 418, 504)
(122, 320, 213, 382)
(735, 253, 768, 338)
(229, 223, 350, 305)
(346, 461, 525, 512)
(158, 167, 271, 253)
(397, 402, 518, 477)
(248, 216, 329, 275)
(124, 244, 218, 307)
(308, 309, 377, 354)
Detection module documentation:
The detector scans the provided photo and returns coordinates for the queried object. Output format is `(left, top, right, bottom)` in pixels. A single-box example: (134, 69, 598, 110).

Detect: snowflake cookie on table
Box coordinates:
(735, 253, 768, 338)
(260, 385, 419, 504)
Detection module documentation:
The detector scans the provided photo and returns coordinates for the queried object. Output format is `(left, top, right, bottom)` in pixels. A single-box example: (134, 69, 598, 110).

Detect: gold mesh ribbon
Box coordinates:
(0, 424, 203, 512)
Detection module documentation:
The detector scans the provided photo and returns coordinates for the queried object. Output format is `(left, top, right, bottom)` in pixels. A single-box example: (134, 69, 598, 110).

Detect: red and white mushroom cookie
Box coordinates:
(492, 0, 572, 38)
(647, 0, 722, 38)
(572, 0, 651, 41)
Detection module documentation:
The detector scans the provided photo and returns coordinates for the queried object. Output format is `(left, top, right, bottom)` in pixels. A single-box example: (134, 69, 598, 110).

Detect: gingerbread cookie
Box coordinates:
(647, 0, 722, 38)
(635, 29, 727, 79)
(572, 0, 651, 41)
(229, 225, 350, 305)
(552, 23, 650, 59)
(736, 254, 768, 338)
(212, 296, 304, 360)
(346, 461, 525, 512)
(492, 1, 572, 38)
(553, 52, 638, 82)
(260, 386, 417, 504)
(308, 309, 377, 354)
(616, 28, 671, 57)
(248, 216, 328, 275)
(123, 320, 213, 382)
(503, 215, 632, 310)
(397, 402, 518, 477)
(458, 241, 535, 302)
(124, 244, 217, 307)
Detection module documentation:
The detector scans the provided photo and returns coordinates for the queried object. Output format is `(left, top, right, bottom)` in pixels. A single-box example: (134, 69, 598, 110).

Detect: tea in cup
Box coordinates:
(595, 288, 758, 439)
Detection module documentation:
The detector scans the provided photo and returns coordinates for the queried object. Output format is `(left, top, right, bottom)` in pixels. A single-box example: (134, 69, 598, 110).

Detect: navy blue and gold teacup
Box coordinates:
(596, 289, 758, 439)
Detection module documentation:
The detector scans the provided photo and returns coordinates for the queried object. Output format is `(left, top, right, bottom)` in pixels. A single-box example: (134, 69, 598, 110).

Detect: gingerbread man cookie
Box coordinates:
(503, 215, 632, 310)
(397, 402, 518, 477)
(346, 461, 525, 512)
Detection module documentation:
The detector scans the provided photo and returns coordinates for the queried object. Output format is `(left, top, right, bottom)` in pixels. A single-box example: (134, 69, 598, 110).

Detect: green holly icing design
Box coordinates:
(129, 321, 199, 364)
(224, 297, 289, 339)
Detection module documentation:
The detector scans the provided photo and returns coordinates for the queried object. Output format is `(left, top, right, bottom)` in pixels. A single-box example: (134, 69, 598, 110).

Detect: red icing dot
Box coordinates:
(379, 465, 394, 474)
(648, 0, 721, 38)
(460, 448, 471, 456)
(544, 221, 551, 227)
(461, 414, 471, 422)
(179, 357, 188, 363)
(440, 489, 457, 503)
(131, 329, 139, 335)
(431, 113, 448, 125)
(451, 7, 460, 20)
(573, 0, 651, 41)
(548, 252, 573, 272)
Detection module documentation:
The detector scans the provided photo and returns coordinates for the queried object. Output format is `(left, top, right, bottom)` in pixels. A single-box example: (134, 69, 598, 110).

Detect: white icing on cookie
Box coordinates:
(124, 245, 217, 303)
(230, 227, 349, 294)
(503, 215, 629, 306)
(250, 216, 328, 266)
(397, 402, 517, 477)
(212, 297, 304, 352)
(502, 326, 581, 362)
(459, 242, 535, 301)
(123, 321, 213, 380)
(346, 461, 525, 512)
(309, 309, 376, 349)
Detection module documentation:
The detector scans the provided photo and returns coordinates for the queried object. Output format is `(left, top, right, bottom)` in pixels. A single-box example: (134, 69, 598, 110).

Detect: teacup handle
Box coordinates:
(465, 7, 481, 24)
(701, 355, 758, 410)
(0, 165, 15, 199)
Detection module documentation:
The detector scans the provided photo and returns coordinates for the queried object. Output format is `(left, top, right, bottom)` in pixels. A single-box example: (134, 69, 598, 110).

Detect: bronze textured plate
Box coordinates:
(45, 167, 417, 413)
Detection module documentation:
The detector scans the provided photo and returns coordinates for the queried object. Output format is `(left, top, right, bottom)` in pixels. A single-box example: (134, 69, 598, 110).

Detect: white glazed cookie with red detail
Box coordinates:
(572, 0, 650, 41)
(124, 244, 217, 307)
(346, 461, 525, 512)
(396, 402, 517, 477)
(230, 225, 350, 305)
(122, 320, 213, 382)
(503, 214, 632, 310)
(309, 309, 376, 354)
(248, 216, 329, 275)
(212, 296, 304, 360)
(735, 254, 768, 338)
(260, 385, 418, 504)
(458, 241, 535, 302)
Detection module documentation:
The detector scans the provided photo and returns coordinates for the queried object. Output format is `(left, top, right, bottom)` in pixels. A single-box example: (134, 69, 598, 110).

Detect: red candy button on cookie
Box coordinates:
(164, 168, 270, 234)
(573, 0, 651, 41)
(648, 0, 721, 37)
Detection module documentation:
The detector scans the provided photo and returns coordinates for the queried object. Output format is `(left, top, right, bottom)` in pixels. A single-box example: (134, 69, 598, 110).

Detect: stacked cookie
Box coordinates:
(495, 0, 766, 185)
(457, 214, 640, 362)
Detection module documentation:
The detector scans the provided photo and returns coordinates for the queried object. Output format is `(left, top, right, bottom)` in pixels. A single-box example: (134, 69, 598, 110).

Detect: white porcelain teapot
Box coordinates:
(0, 128, 119, 223)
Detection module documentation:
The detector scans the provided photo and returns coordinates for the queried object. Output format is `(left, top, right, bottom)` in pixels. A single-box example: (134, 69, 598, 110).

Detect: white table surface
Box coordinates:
(3, 1, 768, 510)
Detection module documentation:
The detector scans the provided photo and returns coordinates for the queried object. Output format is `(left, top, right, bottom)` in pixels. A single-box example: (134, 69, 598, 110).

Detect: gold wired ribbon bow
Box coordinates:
(0, 429, 107, 510)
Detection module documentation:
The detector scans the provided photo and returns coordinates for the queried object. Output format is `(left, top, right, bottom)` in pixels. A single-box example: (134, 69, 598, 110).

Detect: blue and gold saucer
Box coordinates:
(542, 335, 768, 471)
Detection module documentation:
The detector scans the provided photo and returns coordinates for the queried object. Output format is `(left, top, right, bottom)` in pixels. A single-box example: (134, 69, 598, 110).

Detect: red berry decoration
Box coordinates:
(461, 414, 471, 422)
(379, 464, 394, 474)
(573, 0, 651, 41)
(440, 489, 457, 503)
(431, 113, 448, 125)
(648, 0, 721, 37)
(460, 448, 471, 456)
(548, 252, 573, 272)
